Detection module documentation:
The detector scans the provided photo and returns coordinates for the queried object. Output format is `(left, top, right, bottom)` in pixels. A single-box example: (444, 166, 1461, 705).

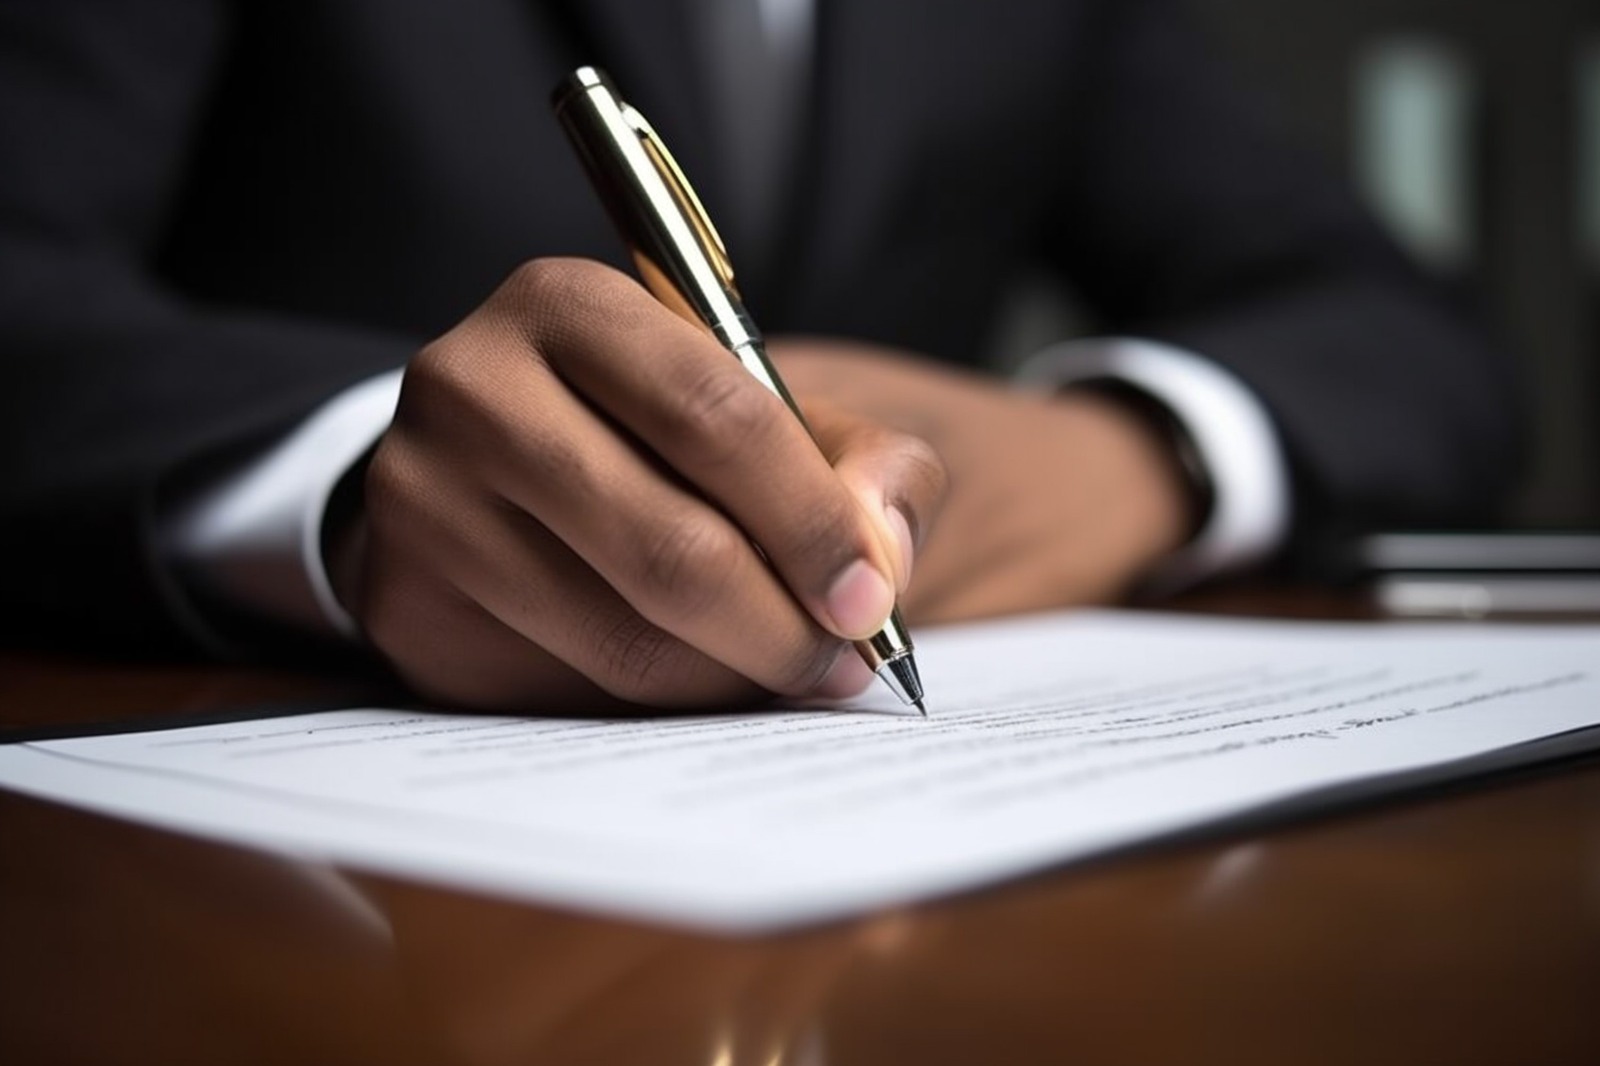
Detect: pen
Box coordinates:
(551, 66, 926, 714)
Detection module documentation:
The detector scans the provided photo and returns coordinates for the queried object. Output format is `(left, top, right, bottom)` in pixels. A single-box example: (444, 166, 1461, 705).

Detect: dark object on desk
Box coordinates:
(1356, 531, 1600, 617)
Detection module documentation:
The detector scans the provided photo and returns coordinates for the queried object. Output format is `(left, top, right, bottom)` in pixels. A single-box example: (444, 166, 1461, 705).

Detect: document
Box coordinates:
(2, 611, 1597, 931)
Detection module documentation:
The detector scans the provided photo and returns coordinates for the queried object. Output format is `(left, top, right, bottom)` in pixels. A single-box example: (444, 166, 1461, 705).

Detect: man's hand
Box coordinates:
(770, 340, 1193, 624)
(328, 260, 945, 712)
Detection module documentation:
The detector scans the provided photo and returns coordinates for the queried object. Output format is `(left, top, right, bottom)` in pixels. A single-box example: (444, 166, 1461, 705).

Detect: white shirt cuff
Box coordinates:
(165, 369, 405, 640)
(1014, 338, 1291, 589)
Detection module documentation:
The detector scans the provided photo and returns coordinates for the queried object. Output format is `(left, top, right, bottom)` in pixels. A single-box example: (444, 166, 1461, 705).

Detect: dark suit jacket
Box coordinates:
(0, 0, 1517, 653)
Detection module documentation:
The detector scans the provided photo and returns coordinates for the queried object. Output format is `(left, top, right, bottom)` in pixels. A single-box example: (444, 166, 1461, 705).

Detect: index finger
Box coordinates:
(513, 260, 901, 643)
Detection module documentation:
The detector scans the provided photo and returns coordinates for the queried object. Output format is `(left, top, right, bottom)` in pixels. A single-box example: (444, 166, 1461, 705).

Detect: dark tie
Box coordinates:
(691, 0, 813, 261)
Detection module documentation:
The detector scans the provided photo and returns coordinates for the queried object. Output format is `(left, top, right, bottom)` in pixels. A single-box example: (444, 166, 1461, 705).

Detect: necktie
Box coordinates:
(691, 0, 814, 261)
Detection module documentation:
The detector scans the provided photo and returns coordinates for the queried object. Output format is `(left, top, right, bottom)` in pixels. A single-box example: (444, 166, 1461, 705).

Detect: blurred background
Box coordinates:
(1207, 0, 1598, 529)
(995, 0, 1600, 529)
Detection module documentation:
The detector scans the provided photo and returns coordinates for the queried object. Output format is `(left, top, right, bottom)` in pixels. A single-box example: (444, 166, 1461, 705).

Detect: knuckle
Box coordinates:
(502, 257, 570, 307)
(588, 611, 685, 704)
(671, 365, 775, 466)
(497, 260, 576, 352)
(635, 510, 739, 607)
(501, 257, 639, 342)
(398, 339, 562, 490)
(870, 428, 948, 518)
(400, 340, 484, 424)
(897, 433, 949, 503)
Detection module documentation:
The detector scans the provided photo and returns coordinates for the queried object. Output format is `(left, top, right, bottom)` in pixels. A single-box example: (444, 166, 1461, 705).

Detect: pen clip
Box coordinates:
(621, 104, 738, 293)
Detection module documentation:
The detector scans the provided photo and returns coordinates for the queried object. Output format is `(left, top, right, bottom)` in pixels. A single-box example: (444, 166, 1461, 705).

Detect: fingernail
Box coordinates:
(883, 504, 915, 592)
(813, 650, 874, 699)
(824, 559, 895, 639)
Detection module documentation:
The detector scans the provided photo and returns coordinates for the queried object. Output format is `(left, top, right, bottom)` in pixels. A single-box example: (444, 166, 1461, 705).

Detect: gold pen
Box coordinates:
(551, 66, 926, 714)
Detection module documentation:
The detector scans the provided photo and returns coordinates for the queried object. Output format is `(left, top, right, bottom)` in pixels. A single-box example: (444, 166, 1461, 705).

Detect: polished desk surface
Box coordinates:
(2, 589, 1598, 1066)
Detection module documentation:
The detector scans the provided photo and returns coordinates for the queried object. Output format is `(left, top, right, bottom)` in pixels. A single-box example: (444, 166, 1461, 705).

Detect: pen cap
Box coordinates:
(552, 67, 760, 353)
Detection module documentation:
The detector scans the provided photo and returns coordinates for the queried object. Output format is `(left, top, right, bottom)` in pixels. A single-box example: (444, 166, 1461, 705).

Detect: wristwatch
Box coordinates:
(1068, 376, 1217, 543)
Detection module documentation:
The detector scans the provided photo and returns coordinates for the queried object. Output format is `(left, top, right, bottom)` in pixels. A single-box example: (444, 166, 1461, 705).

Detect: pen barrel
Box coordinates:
(553, 68, 761, 354)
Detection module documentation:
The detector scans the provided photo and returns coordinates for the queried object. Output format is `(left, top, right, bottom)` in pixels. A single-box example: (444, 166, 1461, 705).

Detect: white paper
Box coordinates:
(2, 610, 1597, 930)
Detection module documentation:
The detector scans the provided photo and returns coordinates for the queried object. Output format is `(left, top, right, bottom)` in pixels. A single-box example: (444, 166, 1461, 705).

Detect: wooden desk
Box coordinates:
(3, 590, 1598, 1065)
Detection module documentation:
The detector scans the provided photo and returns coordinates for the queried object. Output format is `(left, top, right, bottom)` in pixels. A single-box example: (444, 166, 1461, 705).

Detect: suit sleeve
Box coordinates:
(0, 0, 417, 653)
(1043, 0, 1520, 561)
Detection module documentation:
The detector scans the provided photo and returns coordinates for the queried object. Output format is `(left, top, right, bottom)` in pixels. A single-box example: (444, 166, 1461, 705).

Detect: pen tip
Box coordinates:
(876, 654, 925, 711)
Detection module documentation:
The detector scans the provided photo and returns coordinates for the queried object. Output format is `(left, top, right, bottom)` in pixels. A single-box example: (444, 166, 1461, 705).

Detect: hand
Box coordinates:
(327, 260, 945, 712)
(769, 340, 1193, 624)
